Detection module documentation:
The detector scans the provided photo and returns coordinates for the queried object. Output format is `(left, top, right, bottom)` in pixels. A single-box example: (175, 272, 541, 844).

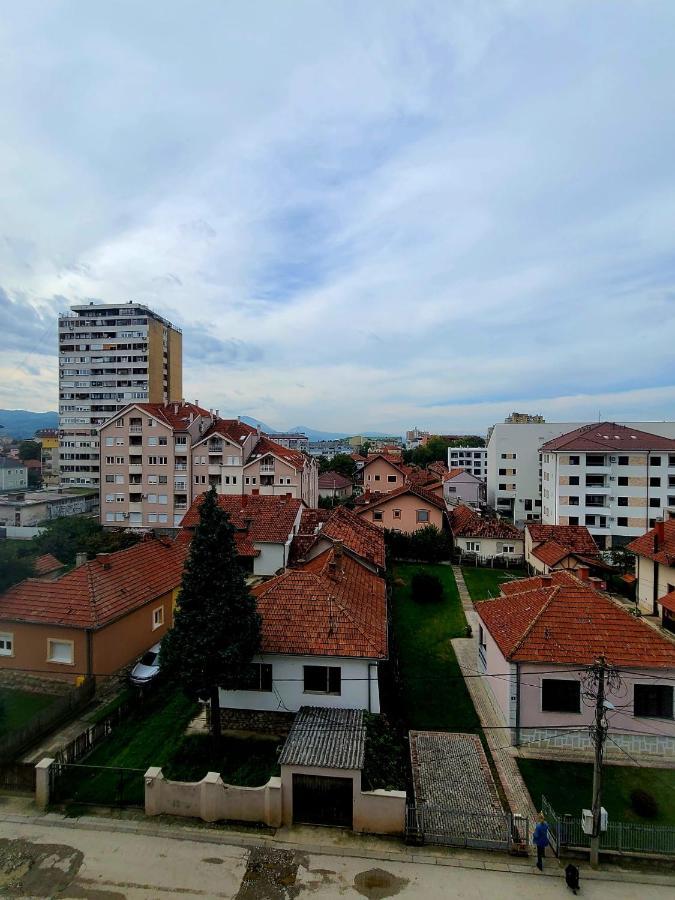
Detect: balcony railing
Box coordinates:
(129, 426, 142, 433)
(175, 464, 188, 472)
(260, 465, 275, 474)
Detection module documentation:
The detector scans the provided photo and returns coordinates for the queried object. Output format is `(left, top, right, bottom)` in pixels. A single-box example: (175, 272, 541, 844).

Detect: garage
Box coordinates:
(292, 774, 353, 827)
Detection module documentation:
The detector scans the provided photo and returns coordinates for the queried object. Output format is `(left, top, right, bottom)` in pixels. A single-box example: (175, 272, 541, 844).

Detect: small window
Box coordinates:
(568, 516, 579, 526)
(393, 509, 401, 519)
(374, 474, 381, 481)
(116, 418, 124, 427)
(618, 476, 628, 486)
(618, 455, 629, 466)
(0, 633, 13, 656)
(569, 456, 580, 465)
(152, 606, 164, 629)
(47, 639, 74, 665)
(634, 684, 673, 719)
(387, 474, 397, 483)
(105, 436, 114, 446)
(651, 456, 662, 467)
(569, 476, 579, 486)
(650, 498, 661, 508)
(238, 663, 273, 692)
(618, 497, 628, 506)
(303, 665, 341, 694)
(466, 541, 480, 552)
(373, 510, 383, 522)
(541, 678, 580, 713)
(105, 474, 114, 483)
(617, 516, 628, 527)
(416, 509, 429, 523)
(650, 477, 661, 488)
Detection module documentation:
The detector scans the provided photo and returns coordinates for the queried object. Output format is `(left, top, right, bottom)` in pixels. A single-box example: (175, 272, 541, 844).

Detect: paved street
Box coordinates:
(0, 817, 673, 899)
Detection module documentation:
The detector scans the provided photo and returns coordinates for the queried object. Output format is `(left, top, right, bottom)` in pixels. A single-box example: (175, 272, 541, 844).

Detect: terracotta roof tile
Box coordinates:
(288, 508, 331, 565)
(131, 401, 211, 430)
(355, 482, 447, 513)
(541, 422, 675, 452)
(33, 553, 65, 577)
(531, 540, 574, 567)
(245, 435, 309, 471)
(0, 539, 186, 629)
(627, 520, 675, 566)
(181, 494, 302, 548)
(252, 548, 387, 659)
(450, 505, 522, 540)
(318, 506, 385, 570)
(527, 524, 600, 556)
(477, 570, 675, 668)
(318, 471, 353, 489)
(658, 589, 675, 613)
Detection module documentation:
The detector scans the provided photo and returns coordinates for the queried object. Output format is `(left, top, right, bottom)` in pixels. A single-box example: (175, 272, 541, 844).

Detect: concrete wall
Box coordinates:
(218, 654, 381, 714)
(144, 768, 282, 825)
(253, 541, 287, 577)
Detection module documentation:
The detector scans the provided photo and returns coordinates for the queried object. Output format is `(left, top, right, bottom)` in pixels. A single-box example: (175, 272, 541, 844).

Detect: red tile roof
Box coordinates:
(627, 520, 675, 566)
(0, 539, 186, 629)
(362, 454, 405, 474)
(443, 467, 470, 482)
(318, 471, 353, 490)
(23, 458, 42, 470)
(316, 506, 386, 570)
(356, 482, 447, 513)
(288, 508, 331, 565)
(181, 494, 302, 548)
(477, 570, 675, 668)
(33, 553, 65, 577)
(659, 589, 675, 614)
(194, 419, 258, 446)
(449, 505, 522, 540)
(541, 422, 675, 452)
(245, 435, 309, 471)
(527, 524, 600, 556)
(531, 540, 574, 567)
(252, 548, 387, 659)
(131, 401, 211, 430)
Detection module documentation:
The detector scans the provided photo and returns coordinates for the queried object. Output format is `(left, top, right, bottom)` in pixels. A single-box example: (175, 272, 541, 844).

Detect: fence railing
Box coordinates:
(406, 801, 529, 853)
(50, 762, 145, 808)
(543, 795, 675, 857)
(0, 762, 36, 793)
(0, 678, 96, 763)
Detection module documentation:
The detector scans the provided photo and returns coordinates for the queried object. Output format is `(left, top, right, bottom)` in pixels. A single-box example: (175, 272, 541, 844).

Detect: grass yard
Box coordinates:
(164, 733, 280, 785)
(518, 758, 675, 825)
(392, 563, 479, 732)
(0, 687, 59, 734)
(461, 566, 526, 602)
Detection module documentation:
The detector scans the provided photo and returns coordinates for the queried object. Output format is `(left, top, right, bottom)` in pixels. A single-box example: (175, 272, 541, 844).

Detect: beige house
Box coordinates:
(356, 484, 447, 533)
(361, 455, 406, 494)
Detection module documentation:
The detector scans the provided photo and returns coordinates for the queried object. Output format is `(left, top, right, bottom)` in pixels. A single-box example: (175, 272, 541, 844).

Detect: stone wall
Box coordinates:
(0, 670, 73, 695)
(214, 707, 295, 737)
(519, 727, 675, 759)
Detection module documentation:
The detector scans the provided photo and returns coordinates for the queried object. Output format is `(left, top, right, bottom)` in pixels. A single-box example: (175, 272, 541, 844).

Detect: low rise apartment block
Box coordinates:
(541, 422, 675, 549)
(447, 446, 487, 480)
(99, 403, 318, 528)
(0, 457, 27, 491)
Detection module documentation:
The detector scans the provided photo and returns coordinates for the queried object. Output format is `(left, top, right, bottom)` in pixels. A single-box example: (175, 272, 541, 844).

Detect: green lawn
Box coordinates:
(392, 563, 479, 732)
(518, 758, 675, 825)
(0, 688, 59, 733)
(461, 566, 526, 602)
(164, 734, 280, 786)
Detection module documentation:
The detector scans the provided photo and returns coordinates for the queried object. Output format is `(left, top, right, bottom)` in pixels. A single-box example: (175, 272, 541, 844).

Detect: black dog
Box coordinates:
(565, 863, 580, 894)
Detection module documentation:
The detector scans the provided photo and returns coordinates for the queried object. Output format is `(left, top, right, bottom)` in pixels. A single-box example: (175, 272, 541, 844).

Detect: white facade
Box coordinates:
(0, 460, 27, 491)
(219, 654, 381, 714)
(487, 422, 675, 527)
(542, 449, 675, 550)
(443, 470, 484, 508)
(59, 302, 182, 487)
(447, 446, 487, 480)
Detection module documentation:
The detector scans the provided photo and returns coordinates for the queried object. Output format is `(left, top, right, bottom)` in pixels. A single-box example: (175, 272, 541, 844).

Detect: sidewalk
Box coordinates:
(451, 565, 538, 826)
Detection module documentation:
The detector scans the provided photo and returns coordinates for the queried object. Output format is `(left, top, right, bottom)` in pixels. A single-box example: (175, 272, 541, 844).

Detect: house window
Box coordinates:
(416, 509, 429, 523)
(373, 510, 383, 522)
(303, 665, 341, 695)
(651, 457, 662, 466)
(116, 418, 124, 427)
(0, 633, 13, 656)
(541, 678, 580, 713)
(105, 437, 114, 446)
(238, 663, 273, 692)
(502, 545, 515, 554)
(447, 486, 456, 493)
(374, 474, 381, 481)
(524, 499, 532, 511)
(466, 541, 480, 552)
(393, 509, 401, 519)
(634, 684, 673, 719)
(47, 639, 74, 665)
(105, 474, 114, 483)
(148, 436, 158, 446)
(387, 475, 397, 483)
(152, 606, 164, 630)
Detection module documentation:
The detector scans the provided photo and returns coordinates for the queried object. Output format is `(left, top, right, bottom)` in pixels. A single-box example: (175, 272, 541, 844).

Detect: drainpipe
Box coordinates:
(85, 629, 93, 684)
(515, 662, 521, 746)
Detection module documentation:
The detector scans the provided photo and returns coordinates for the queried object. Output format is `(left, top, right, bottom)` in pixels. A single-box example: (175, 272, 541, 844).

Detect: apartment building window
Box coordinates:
(569, 476, 579, 485)
(0, 633, 14, 656)
(152, 606, 164, 630)
(303, 665, 341, 695)
(115, 456, 124, 465)
(47, 639, 74, 665)
(148, 436, 158, 446)
(116, 418, 124, 427)
(618, 456, 629, 466)
(618, 476, 629, 486)
(148, 513, 158, 523)
(569, 496, 579, 505)
(105, 512, 114, 522)
(617, 517, 628, 527)
(650, 456, 662, 467)
(569, 516, 579, 525)
(634, 684, 673, 719)
(148, 494, 157, 503)
(115, 438, 124, 446)
(158, 513, 168, 523)
(524, 499, 532, 511)
(148, 475, 158, 484)
(158, 495, 168, 505)
(105, 456, 114, 464)
(650, 498, 661, 508)
(159, 437, 168, 446)
(569, 456, 580, 465)
(669, 455, 675, 467)
(105, 474, 115, 483)
(650, 477, 661, 487)
(238, 663, 273, 692)
(542, 678, 580, 713)
(618, 497, 628, 506)
(105, 437, 114, 446)
(147, 456, 167, 465)
(159, 475, 168, 484)
(105, 494, 114, 503)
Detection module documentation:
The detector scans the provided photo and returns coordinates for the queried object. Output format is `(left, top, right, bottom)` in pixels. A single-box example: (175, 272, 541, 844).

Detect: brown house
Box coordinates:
(0, 538, 186, 684)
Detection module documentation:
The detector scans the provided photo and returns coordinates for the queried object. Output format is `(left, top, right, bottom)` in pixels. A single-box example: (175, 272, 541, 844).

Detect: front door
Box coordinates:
(292, 774, 353, 827)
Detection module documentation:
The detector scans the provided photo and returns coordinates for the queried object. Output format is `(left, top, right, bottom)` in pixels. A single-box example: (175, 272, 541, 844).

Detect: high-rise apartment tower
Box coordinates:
(59, 302, 182, 486)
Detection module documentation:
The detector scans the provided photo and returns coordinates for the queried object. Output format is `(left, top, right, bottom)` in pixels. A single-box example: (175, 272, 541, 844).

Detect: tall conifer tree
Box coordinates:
(161, 487, 261, 746)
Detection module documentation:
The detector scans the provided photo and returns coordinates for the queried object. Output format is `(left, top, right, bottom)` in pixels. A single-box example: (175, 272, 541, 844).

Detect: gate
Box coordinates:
(406, 801, 528, 853)
(292, 774, 353, 827)
(50, 763, 145, 808)
(0, 763, 36, 793)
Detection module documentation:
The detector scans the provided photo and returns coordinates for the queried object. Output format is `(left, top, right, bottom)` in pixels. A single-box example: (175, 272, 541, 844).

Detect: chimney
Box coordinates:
(333, 539, 344, 558)
(655, 519, 665, 549)
(576, 565, 590, 582)
(174, 403, 178, 415)
(243, 516, 253, 531)
(96, 552, 112, 570)
(75, 551, 88, 568)
(215, 409, 219, 417)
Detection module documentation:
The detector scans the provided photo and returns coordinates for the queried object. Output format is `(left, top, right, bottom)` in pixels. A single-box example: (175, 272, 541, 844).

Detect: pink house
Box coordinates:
(361, 454, 406, 494)
(475, 569, 675, 759)
(356, 484, 447, 533)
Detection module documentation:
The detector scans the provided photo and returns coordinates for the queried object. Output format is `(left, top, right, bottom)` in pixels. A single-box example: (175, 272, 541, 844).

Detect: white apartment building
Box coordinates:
(541, 422, 675, 550)
(486, 420, 675, 527)
(447, 446, 487, 481)
(59, 302, 182, 487)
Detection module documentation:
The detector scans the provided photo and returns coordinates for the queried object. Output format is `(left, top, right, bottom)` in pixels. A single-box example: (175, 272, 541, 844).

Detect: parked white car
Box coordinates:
(130, 642, 161, 685)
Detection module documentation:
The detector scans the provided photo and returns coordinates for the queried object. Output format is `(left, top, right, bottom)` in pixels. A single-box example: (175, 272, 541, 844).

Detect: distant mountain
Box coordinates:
(287, 426, 350, 441)
(0, 409, 58, 440)
(239, 415, 281, 434)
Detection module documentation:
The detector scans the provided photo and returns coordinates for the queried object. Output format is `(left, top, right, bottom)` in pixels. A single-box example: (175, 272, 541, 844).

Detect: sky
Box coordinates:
(2, 0, 675, 435)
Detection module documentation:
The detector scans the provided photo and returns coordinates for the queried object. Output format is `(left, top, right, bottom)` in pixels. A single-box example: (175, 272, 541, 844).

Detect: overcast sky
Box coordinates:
(2, 1, 675, 434)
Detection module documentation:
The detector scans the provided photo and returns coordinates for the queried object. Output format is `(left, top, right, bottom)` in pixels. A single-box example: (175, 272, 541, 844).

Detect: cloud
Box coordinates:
(2, 2, 675, 431)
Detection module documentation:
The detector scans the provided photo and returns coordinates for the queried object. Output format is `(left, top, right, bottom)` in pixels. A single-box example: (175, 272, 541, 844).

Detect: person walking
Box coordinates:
(533, 813, 549, 871)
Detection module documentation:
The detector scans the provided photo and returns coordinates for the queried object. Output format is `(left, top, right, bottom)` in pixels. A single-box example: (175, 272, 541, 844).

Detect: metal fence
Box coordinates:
(0, 762, 36, 793)
(406, 801, 529, 853)
(50, 762, 145, 808)
(543, 795, 675, 857)
(0, 678, 96, 763)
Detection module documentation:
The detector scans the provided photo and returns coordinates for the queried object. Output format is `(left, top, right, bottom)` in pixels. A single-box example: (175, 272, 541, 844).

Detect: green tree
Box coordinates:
(0, 543, 34, 592)
(32, 516, 140, 565)
(319, 453, 357, 478)
(446, 436, 485, 448)
(18, 440, 41, 461)
(160, 488, 261, 747)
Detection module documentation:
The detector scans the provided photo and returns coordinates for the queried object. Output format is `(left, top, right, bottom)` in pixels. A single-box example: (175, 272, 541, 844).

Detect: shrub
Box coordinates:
(362, 713, 408, 791)
(411, 572, 444, 604)
(630, 789, 659, 819)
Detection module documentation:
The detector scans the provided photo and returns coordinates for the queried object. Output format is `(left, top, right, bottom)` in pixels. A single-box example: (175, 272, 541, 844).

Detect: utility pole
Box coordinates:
(589, 655, 608, 867)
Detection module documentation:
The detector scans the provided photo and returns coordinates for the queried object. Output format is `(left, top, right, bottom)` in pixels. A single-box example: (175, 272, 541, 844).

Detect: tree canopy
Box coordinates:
(18, 440, 41, 461)
(32, 516, 140, 565)
(318, 453, 357, 478)
(160, 487, 261, 745)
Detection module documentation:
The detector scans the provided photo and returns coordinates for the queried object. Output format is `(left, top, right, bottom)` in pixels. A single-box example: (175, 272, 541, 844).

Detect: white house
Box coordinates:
(448, 504, 524, 563)
(628, 519, 675, 628)
(443, 468, 484, 508)
(217, 545, 387, 728)
(475, 569, 675, 759)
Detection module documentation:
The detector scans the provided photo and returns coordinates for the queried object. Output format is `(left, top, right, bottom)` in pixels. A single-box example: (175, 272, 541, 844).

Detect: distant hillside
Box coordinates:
(240, 415, 280, 434)
(237, 416, 400, 443)
(0, 409, 58, 440)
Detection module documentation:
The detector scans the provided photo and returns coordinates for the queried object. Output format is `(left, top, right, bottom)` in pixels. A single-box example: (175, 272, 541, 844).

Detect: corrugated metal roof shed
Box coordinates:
(279, 706, 365, 770)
